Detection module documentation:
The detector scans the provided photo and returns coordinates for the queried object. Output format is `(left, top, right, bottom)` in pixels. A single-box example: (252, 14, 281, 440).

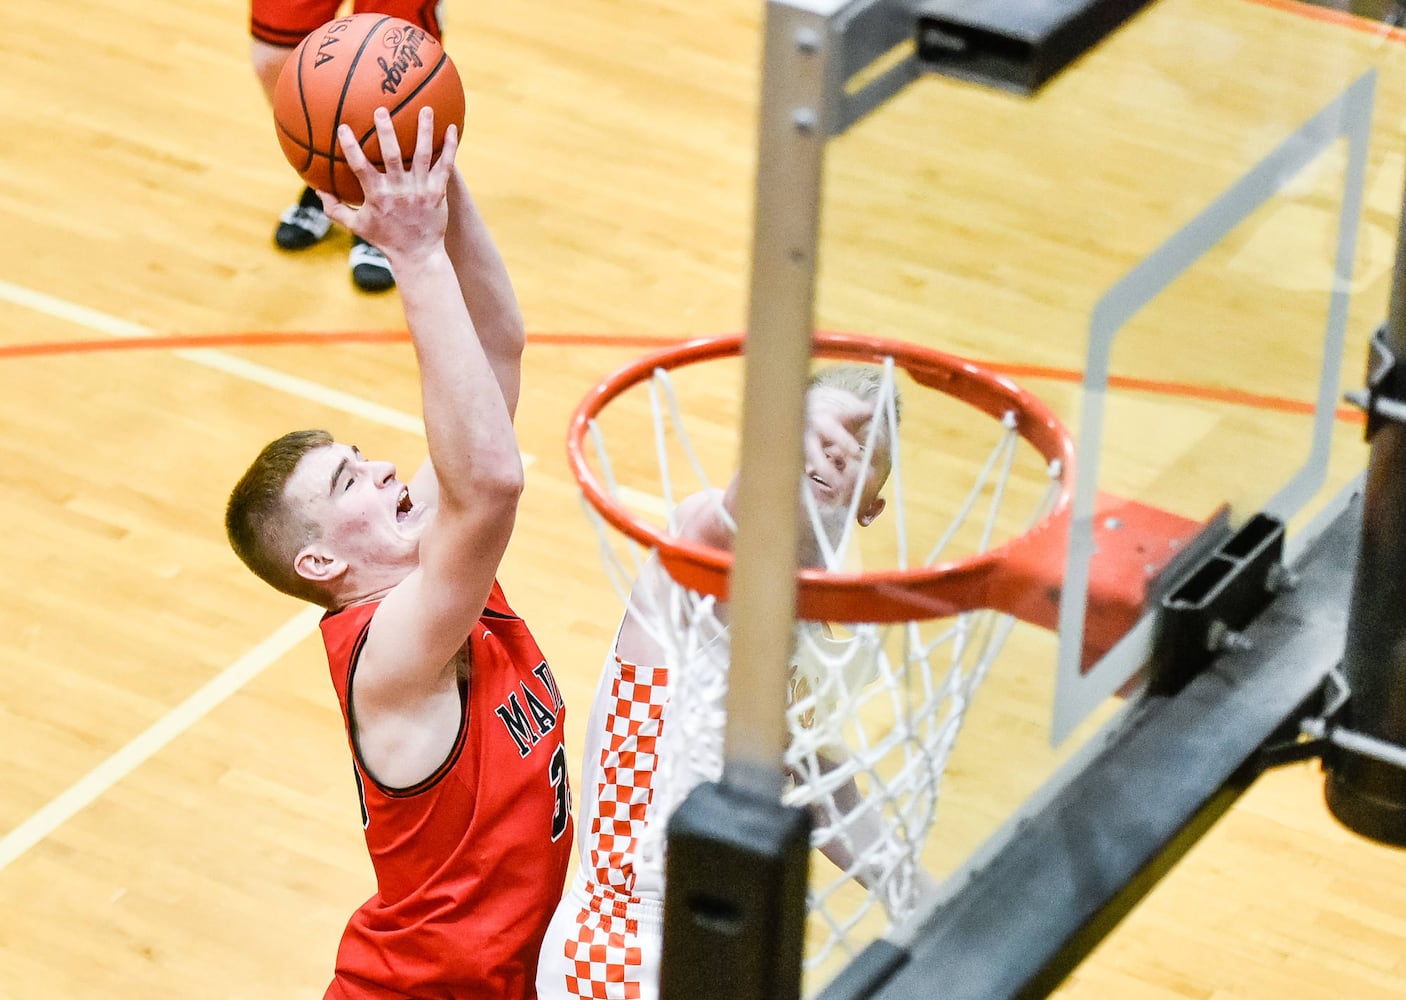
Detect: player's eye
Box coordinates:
(344, 476, 355, 491)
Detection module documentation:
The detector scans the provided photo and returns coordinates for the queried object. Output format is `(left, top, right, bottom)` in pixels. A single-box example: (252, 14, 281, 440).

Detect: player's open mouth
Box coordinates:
(396, 487, 413, 521)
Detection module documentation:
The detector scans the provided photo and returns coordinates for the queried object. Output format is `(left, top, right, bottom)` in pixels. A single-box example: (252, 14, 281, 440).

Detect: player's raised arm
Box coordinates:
(444, 172, 526, 420)
(401, 170, 527, 511)
(322, 107, 522, 723)
(389, 162, 525, 514)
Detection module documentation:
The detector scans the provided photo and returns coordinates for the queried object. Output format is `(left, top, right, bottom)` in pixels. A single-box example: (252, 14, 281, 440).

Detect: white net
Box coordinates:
(575, 348, 1063, 990)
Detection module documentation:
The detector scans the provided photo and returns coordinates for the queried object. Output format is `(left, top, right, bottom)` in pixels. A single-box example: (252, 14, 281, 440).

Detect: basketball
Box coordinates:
(272, 14, 465, 205)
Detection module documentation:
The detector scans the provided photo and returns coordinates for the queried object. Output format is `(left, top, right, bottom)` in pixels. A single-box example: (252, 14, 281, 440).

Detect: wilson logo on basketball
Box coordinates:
(377, 27, 429, 97)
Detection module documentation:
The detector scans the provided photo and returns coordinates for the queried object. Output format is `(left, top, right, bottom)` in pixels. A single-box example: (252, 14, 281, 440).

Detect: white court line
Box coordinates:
(0, 280, 537, 460)
(0, 607, 325, 872)
(0, 278, 427, 433)
(179, 348, 426, 434)
(0, 279, 538, 868)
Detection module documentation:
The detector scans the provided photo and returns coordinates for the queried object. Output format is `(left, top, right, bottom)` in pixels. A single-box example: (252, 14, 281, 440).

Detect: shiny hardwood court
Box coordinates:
(3, 0, 1406, 996)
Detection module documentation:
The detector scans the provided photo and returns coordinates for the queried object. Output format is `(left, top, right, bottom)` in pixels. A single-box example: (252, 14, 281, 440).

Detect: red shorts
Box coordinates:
(251, 0, 444, 48)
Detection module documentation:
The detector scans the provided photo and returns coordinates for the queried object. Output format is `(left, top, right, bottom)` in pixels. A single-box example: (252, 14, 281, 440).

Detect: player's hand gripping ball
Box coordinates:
(273, 13, 465, 205)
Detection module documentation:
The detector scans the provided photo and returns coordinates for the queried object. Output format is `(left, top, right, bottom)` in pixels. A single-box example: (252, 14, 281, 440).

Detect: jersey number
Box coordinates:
(549, 743, 570, 842)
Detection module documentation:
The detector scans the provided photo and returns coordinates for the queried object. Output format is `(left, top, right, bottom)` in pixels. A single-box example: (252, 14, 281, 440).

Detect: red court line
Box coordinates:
(989, 361, 1365, 425)
(0, 329, 685, 360)
(0, 327, 1364, 423)
(1243, 0, 1406, 44)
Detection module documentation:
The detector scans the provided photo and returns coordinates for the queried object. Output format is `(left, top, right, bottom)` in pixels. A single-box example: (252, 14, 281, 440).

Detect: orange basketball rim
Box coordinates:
(566, 331, 1206, 662)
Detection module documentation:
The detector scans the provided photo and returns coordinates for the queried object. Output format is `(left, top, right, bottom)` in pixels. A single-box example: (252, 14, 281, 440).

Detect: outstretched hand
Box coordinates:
(806, 391, 878, 469)
(318, 106, 460, 268)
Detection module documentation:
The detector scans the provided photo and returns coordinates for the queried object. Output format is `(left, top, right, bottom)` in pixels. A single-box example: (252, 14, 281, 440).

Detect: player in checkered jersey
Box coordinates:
(537, 365, 924, 1000)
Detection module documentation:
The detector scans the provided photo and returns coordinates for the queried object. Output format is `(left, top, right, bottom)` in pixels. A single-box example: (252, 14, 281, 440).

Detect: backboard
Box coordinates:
(574, 0, 1406, 996)
(807, 0, 1394, 752)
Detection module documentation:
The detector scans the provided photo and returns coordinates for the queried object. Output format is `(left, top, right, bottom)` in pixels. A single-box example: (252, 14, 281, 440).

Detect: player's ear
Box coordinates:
(858, 496, 886, 527)
(295, 545, 346, 584)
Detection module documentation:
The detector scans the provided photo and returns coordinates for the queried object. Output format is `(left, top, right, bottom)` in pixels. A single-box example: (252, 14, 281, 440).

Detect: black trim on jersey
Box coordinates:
(344, 619, 472, 799)
(481, 606, 516, 620)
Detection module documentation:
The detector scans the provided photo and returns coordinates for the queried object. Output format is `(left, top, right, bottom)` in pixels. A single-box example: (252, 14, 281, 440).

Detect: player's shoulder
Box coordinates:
(322, 599, 379, 649)
(674, 488, 730, 543)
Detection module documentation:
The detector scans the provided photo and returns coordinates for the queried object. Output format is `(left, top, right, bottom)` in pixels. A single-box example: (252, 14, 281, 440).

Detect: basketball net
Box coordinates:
(574, 342, 1065, 982)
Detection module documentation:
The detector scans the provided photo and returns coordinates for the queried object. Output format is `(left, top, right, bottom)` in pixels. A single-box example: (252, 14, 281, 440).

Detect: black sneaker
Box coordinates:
(350, 237, 396, 293)
(275, 187, 332, 251)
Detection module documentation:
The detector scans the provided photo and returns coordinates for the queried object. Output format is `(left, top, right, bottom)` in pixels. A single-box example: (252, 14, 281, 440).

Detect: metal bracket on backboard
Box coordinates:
(1306, 718, 1406, 772)
(1254, 646, 1406, 778)
(913, 0, 1156, 95)
(1344, 324, 1406, 440)
(1256, 673, 1338, 770)
(1292, 665, 1406, 774)
(1146, 514, 1288, 697)
(815, 0, 1160, 138)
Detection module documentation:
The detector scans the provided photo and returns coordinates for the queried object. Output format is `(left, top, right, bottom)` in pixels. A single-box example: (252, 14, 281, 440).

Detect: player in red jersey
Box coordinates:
(226, 107, 571, 998)
(249, 0, 447, 291)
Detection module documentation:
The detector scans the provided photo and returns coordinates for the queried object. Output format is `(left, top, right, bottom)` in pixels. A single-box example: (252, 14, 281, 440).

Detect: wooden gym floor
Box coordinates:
(2, 0, 1406, 996)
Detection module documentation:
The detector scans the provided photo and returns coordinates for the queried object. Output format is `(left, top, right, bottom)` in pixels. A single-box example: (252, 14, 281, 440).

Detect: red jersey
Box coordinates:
(320, 582, 573, 999)
(251, 0, 444, 49)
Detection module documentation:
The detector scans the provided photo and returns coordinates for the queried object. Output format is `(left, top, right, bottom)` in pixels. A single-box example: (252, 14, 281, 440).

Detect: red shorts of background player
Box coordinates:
(252, 0, 444, 49)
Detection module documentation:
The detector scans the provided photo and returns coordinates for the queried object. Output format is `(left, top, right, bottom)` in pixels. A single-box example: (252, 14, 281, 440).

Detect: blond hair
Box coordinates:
(225, 429, 334, 607)
(807, 363, 903, 425)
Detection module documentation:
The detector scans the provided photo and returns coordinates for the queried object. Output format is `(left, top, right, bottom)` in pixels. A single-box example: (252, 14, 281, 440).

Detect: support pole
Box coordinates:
(660, 2, 840, 996)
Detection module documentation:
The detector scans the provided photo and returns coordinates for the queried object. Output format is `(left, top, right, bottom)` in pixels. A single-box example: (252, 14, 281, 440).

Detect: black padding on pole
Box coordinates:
(1326, 146, 1406, 848)
(660, 781, 812, 1000)
(914, 0, 1155, 94)
(1326, 410, 1406, 845)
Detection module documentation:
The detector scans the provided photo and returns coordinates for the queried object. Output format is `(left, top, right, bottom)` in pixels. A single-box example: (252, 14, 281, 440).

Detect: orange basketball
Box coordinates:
(272, 14, 465, 205)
